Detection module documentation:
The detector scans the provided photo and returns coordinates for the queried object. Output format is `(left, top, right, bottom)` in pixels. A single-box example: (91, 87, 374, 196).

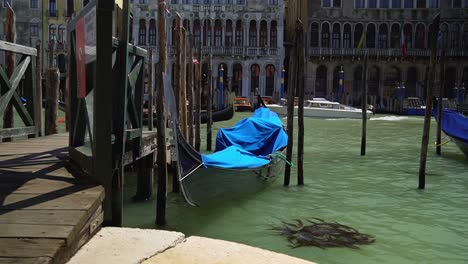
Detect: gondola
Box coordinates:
(164, 75, 288, 206)
(143, 104, 234, 126)
(436, 109, 468, 158)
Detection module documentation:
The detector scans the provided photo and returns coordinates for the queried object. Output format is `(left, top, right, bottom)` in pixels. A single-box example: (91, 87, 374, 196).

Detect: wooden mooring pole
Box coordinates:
(2, 4, 15, 142)
(296, 20, 305, 186)
(206, 53, 212, 151)
(418, 14, 440, 189)
(179, 27, 187, 139)
(156, 0, 168, 225)
(187, 34, 194, 145)
(148, 48, 154, 131)
(284, 44, 295, 186)
(436, 50, 445, 155)
(35, 42, 43, 136)
(361, 54, 368, 156)
(45, 43, 59, 136)
(194, 39, 201, 151)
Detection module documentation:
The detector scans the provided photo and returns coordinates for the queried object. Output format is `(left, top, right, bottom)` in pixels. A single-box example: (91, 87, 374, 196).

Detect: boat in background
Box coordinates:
(402, 97, 426, 116)
(437, 109, 468, 158)
(268, 98, 371, 119)
(164, 76, 288, 206)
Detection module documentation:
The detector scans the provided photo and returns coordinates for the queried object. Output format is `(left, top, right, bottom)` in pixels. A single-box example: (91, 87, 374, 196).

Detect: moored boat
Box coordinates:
(437, 109, 468, 158)
(164, 77, 289, 206)
(268, 98, 372, 119)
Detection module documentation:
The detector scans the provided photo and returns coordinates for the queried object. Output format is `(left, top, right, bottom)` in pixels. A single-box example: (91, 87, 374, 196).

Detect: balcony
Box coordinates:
(46, 41, 67, 51)
(48, 9, 58, 17)
(140, 45, 279, 60)
(308, 47, 468, 58)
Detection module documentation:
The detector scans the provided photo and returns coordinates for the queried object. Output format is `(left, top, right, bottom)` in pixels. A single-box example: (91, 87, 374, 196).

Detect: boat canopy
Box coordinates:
(440, 110, 468, 143)
(201, 107, 288, 169)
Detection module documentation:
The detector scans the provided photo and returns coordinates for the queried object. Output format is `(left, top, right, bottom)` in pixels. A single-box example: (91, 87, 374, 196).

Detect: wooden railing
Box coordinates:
(0, 40, 41, 139)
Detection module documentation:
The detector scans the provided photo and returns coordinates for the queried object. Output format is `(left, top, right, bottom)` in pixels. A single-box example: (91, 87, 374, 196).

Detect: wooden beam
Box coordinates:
(187, 34, 194, 145)
(45, 68, 59, 136)
(419, 14, 440, 189)
(0, 41, 37, 56)
(156, 0, 168, 226)
(296, 20, 305, 186)
(0, 126, 36, 139)
(95, 0, 115, 225)
(148, 48, 154, 131)
(179, 22, 188, 140)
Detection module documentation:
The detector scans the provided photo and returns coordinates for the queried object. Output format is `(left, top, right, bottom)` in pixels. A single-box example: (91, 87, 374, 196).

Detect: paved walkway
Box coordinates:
(0, 134, 104, 264)
(68, 227, 316, 264)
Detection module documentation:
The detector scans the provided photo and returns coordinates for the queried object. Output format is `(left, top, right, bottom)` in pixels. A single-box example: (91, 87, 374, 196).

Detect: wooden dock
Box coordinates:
(0, 134, 104, 264)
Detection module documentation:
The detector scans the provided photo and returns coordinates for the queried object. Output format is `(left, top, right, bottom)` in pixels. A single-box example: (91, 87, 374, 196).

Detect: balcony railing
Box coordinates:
(140, 45, 279, 61)
(48, 9, 58, 17)
(308, 47, 467, 58)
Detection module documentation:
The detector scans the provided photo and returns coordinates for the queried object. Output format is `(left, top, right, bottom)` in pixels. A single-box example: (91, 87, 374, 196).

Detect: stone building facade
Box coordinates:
(131, 0, 285, 106)
(305, 0, 468, 107)
(0, 0, 42, 54)
(41, 0, 86, 72)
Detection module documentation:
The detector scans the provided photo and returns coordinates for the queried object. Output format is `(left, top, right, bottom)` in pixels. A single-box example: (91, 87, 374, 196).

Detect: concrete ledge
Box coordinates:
(67, 227, 185, 264)
(144, 236, 316, 264)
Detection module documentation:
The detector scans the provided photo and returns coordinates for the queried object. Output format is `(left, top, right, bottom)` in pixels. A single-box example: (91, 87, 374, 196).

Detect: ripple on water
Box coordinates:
(124, 113, 468, 264)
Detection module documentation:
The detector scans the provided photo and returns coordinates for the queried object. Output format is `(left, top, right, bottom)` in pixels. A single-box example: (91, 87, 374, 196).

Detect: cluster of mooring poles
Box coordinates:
(283, 19, 305, 187)
(151, 1, 217, 225)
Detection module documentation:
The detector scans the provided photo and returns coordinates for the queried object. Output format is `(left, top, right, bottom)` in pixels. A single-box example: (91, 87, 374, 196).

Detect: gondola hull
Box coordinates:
(178, 149, 286, 207)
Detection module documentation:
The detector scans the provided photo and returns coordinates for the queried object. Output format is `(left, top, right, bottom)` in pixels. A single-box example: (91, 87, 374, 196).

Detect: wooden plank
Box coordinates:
(0, 180, 100, 195)
(0, 257, 51, 264)
(0, 40, 37, 56)
(0, 127, 36, 139)
(0, 224, 74, 241)
(0, 238, 63, 258)
(0, 210, 87, 226)
(1, 192, 104, 211)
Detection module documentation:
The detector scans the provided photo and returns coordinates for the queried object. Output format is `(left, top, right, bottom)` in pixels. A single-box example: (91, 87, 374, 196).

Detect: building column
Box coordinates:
(259, 64, 265, 95)
(221, 20, 226, 46)
(242, 62, 250, 97)
(267, 21, 271, 47)
(211, 19, 214, 47)
(256, 20, 260, 47)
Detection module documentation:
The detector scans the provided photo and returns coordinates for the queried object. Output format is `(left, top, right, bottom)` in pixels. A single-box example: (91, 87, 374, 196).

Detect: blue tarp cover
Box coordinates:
(440, 110, 468, 143)
(201, 107, 288, 169)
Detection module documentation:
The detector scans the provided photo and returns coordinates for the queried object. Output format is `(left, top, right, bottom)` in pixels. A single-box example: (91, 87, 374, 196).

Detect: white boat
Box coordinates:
(268, 98, 372, 119)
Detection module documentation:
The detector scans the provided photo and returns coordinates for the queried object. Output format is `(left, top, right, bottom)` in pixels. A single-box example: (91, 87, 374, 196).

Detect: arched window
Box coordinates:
(171, 19, 177, 45)
(203, 20, 211, 46)
(149, 19, 156, 46)
(265, 65, 275, 96)
(366, 24, 376, 48)
(225, 20, 233, 47)
(415, 24, 425, 49)
(390, 24, 400, 48)
(194, 20, 201, 45)
(463, 24, 468, 50)
(310, 22, 319, 47)
(378, 24, 388, 48)
(451, 24, 460, 49)
(343, 24, 351, 48)
(249, 20, 257, 47)
(391, 0, 401, 8)
(416, 0, 426, 8)
(138, 19, 146, 46)
(57, 25, 66, 43)
(270, 21, 277, 47)
(260, 20, 268, 47)
(441, 23, 448, 49)
(332, 23, 340, 48)
(404, 24, 412, 48)
(214, 19, 222, 46)
(235, 20, 243, 46)
(48, 24, 56, 41)
(321, 23, 330, 48)
(404, 0, 414, 7)
(354, 23, 363, 48)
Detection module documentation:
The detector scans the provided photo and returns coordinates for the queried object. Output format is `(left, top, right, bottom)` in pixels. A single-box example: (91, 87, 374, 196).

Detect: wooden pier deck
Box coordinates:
(0, 134, 104, 264)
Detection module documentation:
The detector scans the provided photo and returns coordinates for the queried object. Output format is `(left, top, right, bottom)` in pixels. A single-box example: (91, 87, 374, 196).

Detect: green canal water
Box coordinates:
(123, 112, 468, 264)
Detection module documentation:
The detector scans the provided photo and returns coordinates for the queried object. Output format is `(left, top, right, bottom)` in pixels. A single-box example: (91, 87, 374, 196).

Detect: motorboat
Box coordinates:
(268, 98, 372, 119)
